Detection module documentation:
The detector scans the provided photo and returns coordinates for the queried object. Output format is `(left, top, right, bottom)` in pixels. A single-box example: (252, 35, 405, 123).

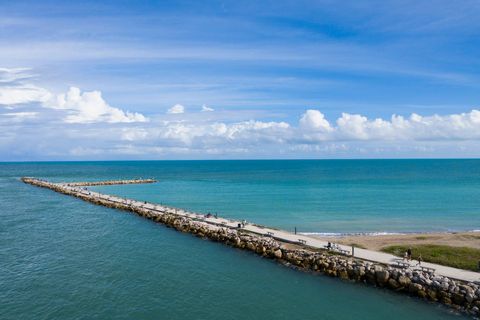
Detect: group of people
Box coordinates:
(403, 247, 423, 266)
(326, 242, 340, 251)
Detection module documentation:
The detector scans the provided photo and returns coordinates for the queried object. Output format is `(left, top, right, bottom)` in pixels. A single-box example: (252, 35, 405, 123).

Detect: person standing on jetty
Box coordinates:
(416, 254, 423, 266)
(407, 247, 412, 261)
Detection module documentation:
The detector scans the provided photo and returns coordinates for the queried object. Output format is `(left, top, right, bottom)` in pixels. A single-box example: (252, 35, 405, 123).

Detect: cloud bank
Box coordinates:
(1, 67, 480, 160)
(299, 109, 480, 141)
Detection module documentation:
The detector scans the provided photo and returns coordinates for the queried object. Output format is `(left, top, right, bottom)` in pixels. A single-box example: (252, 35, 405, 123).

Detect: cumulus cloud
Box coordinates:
(44, 87, 148, 123)
(123, 108, 480, 151)
(167, 104, 185, 114)
(2, 67, 480, 159)
(299, 109, 333, 132)
(4, 107, 480, 160)
(201, 104, 214, 112)
(298, 109, 480, 142)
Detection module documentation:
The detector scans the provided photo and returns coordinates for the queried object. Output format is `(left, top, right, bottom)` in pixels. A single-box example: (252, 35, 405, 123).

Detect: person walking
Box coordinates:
(416, 254, 423, 266)
(407, 247, 412, 262)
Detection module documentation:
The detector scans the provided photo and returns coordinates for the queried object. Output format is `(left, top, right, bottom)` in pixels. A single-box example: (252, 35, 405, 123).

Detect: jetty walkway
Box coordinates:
(22, 177, 479, 283)
(60, 179, 157, 187)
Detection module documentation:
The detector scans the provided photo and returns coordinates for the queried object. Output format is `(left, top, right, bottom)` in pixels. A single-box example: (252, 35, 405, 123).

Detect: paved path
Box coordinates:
(36, 180, 480, 283)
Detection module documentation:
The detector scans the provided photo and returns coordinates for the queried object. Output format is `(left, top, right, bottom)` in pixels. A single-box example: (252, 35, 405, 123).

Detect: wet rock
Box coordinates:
(388, 278, 400, 289)
(409, 283, 423, 294)
(338, 269, 349, 280)
(417, 290, 427, 299)
(452, 293, 465, 306)
(427, 289, 437, 301)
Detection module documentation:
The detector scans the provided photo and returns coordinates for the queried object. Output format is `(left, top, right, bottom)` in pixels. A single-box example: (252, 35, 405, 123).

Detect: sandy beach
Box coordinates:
(310, 231, 480, 251)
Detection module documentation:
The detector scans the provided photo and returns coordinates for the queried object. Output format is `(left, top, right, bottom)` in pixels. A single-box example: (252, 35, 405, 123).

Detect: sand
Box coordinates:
(310, 231, 480, 251)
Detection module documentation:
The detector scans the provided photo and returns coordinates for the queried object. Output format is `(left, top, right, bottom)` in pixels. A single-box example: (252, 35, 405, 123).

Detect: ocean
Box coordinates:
(1, 159, 476, 319)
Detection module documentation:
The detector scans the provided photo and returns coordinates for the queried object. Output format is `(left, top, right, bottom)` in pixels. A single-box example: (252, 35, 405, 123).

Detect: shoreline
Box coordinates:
(307, 231, 480, 251)
(301, 230, 480, 237)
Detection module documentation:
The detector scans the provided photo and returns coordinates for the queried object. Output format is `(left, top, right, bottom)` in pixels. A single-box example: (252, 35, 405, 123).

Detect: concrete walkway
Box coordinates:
(54, 182, 480, 283)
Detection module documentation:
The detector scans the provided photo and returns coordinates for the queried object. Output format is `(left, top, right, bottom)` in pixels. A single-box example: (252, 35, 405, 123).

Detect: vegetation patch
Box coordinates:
(415, 236, 429, 240)
(381, 244, 480, 271)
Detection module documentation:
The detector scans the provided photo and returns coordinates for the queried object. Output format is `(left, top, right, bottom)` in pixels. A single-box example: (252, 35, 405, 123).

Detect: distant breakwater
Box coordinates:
(21, 177, 480, 318)
(60, 179, 157, 187)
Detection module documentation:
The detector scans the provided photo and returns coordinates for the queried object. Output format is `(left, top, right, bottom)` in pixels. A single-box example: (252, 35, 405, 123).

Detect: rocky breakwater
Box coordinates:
(63, 179, 157, 187)
(21, 177, 480, 318)
(131, 210, 480, 317)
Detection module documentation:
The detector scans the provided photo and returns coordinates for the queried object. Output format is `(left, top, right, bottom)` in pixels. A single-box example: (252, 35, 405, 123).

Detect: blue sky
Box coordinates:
(1, 0, 480, 160)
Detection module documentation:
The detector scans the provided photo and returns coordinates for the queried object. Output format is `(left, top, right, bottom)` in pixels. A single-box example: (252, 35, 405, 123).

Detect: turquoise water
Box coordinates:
(1, 160, 476, 319)
(87, 160, 479, 233)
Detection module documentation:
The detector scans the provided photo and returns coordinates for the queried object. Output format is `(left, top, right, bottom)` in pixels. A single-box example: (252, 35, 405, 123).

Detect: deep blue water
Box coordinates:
(1, 160, 476, 319)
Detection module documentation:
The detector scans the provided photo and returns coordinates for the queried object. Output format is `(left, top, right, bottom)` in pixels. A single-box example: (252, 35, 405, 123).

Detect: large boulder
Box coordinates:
(338, 269, 349, 280)
(375, 269, 390, 285)
(427, 289, 437, 301)
(388, 278, 400, 289)
(417, 290, 427, 299)
(398, 275, 411, 287)
(408, 283, 423, 294)
(452, 293, 465, 306)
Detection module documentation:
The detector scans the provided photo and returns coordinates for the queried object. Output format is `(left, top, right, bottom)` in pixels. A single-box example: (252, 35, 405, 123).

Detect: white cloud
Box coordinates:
(0, 85, 51, 105)
(112, 108, 480, 147)
(167, 104, 185, 114)
(0, 68, 51, 106)
(121, 128, 148, 141)
(201, 104, 214, 112)
(299, 109, 333, 132)
(0, 68, 147, 124)
(2, 111, 37, 118)
(299, 109, 480, 141)
(3, 66, 480, 159)
(44, 87, 148, 124)
(0, 67, 33, 83)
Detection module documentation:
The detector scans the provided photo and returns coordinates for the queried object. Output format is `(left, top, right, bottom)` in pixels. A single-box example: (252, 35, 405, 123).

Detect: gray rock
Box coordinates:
(398, 275, 411, 287)
(376, 270, 390, 284)
(465, 293, 474, 303)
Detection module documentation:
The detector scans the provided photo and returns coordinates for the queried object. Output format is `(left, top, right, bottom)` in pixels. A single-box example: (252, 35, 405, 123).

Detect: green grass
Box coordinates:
(381, 244, 480, 271)
(415, 236, 429, 240)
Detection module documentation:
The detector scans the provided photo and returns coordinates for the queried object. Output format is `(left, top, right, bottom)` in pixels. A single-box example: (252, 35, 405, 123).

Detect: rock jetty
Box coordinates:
(21, 177, 480, 318)
(60, 179, 157, 187)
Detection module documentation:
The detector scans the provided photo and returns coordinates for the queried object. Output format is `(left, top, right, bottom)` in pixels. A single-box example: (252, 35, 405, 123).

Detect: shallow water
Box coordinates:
(0, 160, 475, 319)
(82, 159, 480, 234)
